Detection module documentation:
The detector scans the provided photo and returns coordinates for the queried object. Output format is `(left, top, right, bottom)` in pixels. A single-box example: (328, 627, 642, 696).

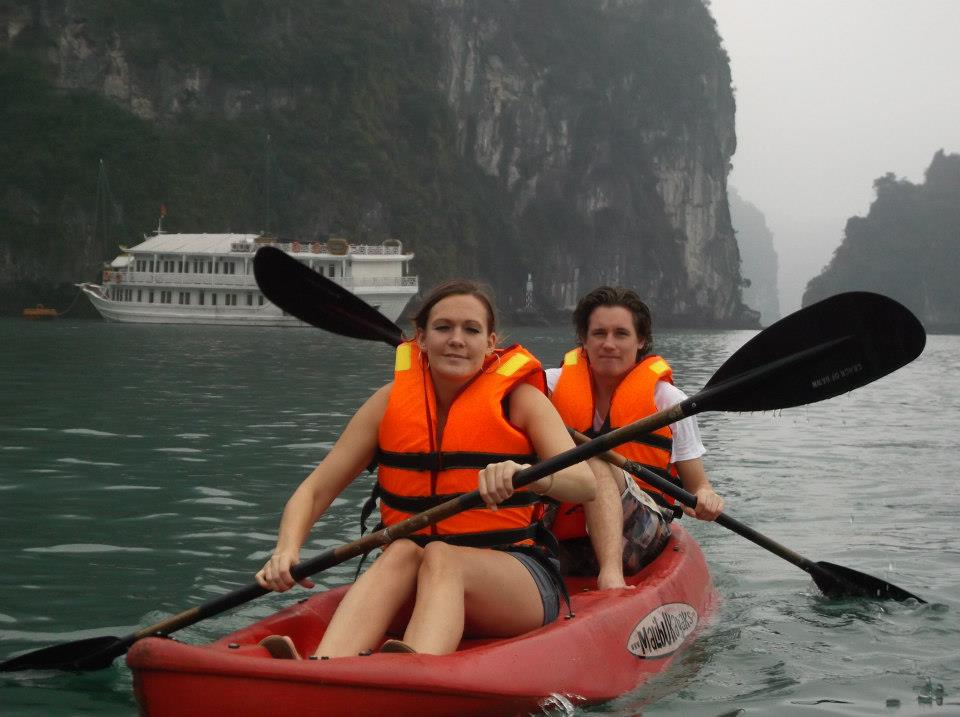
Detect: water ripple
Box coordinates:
(24, 544, 152, 554)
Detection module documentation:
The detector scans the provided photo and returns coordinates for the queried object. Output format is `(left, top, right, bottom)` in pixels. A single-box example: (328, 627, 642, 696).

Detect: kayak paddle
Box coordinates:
(571, 430, 926, 603)
(0, 258, 924, 673)
(254, 246, 929, 599)
(0, 419, 656, 673)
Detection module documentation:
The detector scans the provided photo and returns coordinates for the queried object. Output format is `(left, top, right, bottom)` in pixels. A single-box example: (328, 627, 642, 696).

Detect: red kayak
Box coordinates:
(128, 524, 714, 717)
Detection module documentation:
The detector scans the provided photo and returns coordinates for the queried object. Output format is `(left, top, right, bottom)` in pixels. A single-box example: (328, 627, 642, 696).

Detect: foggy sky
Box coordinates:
(708, 0, 960, 314)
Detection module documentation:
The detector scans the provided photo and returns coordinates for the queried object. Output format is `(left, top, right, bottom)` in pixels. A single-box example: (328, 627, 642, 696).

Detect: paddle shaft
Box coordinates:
(573, 430, 900, 597)
(147, 337, 864, 636)
(116, 408, 698, 643)
(578, 435, 838, 579)
(622, 463, 877, 593)
(0, 323, 870, 667)
(3, 282, 927, 670)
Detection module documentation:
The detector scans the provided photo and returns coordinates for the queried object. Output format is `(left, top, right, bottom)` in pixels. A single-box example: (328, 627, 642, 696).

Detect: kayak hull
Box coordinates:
(128, 525, 714, 716)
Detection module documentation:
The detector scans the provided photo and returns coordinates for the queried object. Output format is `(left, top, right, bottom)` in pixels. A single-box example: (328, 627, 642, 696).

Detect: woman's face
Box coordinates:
(416, 294, 496, 381)
(582, 305, 643, 382)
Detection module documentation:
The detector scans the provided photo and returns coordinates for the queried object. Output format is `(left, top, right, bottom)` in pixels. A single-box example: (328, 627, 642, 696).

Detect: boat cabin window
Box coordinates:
(258, 295, 264, 306)
(199, 291, 205, 305)
(137, 290, 142, 302)
(212, 293, 218, 306)
(246, 293, 253, 306)
(149, 291, 154, 303)
(328, 263, 336, 277)
(208, 261, 213, 273)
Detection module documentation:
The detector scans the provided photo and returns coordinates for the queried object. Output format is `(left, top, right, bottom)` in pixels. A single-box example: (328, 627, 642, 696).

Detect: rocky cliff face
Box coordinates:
(2, 0, 752, 326)
(431, 0, 748, 324)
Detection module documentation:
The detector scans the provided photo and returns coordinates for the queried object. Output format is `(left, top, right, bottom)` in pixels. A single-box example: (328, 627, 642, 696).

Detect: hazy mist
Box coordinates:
(709, 0, 960, 313)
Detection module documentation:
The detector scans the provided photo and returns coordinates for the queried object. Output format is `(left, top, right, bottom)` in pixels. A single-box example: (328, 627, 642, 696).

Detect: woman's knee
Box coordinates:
(377, 539, 423, 570)
(418, 541, 462, 582)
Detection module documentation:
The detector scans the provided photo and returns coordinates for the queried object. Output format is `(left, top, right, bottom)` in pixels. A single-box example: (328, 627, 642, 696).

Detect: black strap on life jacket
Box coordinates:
(375, 448, 539, 472)
(590, 419, 673, 453)
(406, 522, 559, 555)
(377, 483, 543, 514)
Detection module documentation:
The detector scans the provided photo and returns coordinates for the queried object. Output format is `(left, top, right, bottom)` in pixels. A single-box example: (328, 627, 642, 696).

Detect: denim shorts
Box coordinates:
(506, 548, 562, 625)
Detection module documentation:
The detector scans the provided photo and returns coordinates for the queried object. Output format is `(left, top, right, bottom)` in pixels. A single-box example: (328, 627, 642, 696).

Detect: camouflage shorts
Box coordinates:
(558, 480, 672, 577)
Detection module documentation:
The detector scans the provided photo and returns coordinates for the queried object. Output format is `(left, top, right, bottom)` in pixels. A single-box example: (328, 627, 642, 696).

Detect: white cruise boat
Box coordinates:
(79, 232, 418, 325)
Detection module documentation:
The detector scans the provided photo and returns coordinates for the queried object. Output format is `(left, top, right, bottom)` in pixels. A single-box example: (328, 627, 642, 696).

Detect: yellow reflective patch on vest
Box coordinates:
(563, 349, 580, 366)
(648, 358, 669, 377)
(496, 353, 530, 377)
(395, 343, 412, 372)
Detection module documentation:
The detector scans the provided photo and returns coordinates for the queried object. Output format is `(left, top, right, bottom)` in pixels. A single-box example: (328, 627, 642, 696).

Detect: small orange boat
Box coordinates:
(21, 304, 58, 319)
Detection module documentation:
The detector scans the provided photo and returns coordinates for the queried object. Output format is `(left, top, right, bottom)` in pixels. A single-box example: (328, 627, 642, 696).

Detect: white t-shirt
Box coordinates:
(544, 367, 705, 463)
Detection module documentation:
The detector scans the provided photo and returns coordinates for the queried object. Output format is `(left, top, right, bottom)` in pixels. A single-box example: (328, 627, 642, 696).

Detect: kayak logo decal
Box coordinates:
(627, 603, 698, 659)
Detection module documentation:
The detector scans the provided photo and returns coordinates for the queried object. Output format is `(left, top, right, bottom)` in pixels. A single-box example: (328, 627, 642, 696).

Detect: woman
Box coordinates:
(546, 286, 724, 590)
(256, 280, 595, 658)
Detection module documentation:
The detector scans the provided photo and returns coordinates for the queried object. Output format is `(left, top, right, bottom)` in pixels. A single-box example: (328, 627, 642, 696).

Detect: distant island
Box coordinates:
(803, 150, 960, 334)
(729, 188, 780, 326)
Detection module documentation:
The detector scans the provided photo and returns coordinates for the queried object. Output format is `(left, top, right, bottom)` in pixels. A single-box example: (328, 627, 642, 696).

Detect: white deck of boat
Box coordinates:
(127, 234, 262, 254)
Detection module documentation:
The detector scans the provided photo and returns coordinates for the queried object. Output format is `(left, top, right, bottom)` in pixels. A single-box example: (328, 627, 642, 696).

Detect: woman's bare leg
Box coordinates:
(315, 539, 422, 657)
(400, 543, 544, 655)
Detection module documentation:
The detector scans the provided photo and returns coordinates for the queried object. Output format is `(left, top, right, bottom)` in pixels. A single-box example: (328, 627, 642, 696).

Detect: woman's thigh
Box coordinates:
(454, 547, 545, 637)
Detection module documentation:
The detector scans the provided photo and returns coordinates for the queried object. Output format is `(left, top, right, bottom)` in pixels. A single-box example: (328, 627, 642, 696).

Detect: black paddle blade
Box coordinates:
(0, 635, 127, 672)
(706, 292, 925, 411)
(813, 561, 926, 603)
(253, 245, 405, 347)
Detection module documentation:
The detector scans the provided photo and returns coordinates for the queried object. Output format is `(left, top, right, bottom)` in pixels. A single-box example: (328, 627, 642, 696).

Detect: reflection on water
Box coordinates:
(0, 320, 958, 716)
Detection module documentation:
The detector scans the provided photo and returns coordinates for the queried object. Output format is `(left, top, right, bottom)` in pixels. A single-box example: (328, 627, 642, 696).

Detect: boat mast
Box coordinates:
(263, 133, 272, 235)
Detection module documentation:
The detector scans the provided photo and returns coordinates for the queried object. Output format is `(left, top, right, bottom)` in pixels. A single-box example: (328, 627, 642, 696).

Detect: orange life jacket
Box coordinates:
(375, 340, 548, 548)
(549, 348, 679, 541)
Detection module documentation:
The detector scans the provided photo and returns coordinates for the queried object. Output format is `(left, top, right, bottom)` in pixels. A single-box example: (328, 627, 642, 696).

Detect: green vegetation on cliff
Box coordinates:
(0, 0, 519, 312)
(803, 151, 960, 332)
(1, 0, 741, 323)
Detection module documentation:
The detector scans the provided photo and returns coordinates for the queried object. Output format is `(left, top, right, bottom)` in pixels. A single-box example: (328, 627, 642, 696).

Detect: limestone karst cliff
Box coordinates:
(728, 187, 779, 326)
(1, 0, 754, 326)
(803, 150, 960, 333)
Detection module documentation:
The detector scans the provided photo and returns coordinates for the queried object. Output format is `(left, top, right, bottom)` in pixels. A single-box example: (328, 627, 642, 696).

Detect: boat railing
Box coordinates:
(114, 272, 417, 290)
(347, 245, 404, 256)
(250, 242, 407, 256)
(337, 276, 419, 289)
(124, 272, 254, 287)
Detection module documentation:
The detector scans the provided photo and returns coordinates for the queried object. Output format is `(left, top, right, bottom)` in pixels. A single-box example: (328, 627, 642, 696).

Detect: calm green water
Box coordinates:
(1, 318, 957, 716)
